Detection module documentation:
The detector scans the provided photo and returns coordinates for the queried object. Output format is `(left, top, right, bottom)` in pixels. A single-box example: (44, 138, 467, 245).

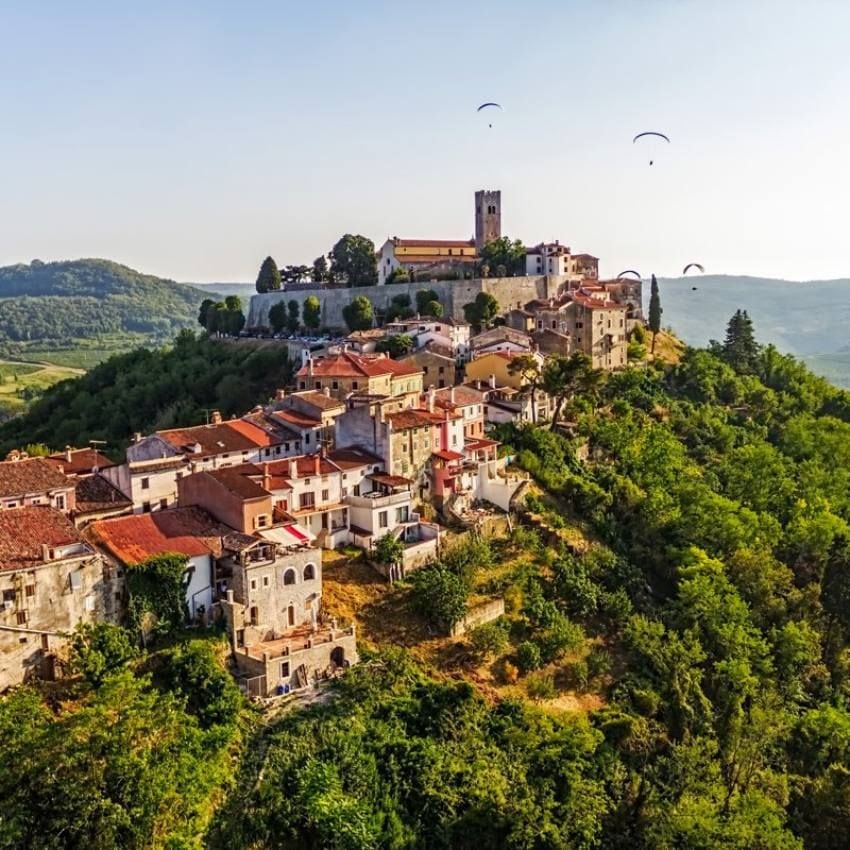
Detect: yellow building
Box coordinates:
(377, 238, 477, 284)
(464, 350, 545, 391)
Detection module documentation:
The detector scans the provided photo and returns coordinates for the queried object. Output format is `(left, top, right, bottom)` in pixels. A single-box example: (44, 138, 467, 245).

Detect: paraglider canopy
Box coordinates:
(477, 102, 502, 128)
(682, 263, 705, 275)
(633, 131, 670, 165)
(617, 270, 642, 280)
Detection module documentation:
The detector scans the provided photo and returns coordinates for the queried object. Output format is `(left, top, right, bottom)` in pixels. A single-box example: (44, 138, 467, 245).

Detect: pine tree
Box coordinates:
(255, 256, 281, 293)
(722, 309, 760, 372)
(648, 274, 662, 353)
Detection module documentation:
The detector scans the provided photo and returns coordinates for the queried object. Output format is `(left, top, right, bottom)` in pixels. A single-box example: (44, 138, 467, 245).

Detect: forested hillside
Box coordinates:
(5, 323, 850, 848)
(0, 333, 292, 456)
(0, 259, 213, 366)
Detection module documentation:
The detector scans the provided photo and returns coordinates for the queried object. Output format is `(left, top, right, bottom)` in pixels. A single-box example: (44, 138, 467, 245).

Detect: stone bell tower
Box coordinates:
(474, 189, 501, 252)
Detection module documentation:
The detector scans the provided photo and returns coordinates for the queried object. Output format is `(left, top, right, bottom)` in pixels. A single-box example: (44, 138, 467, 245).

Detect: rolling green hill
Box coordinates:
(652, 274, 850, 385)
(0, 259, 215, 369)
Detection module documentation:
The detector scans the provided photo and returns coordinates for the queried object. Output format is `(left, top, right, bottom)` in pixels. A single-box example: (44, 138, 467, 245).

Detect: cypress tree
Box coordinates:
(648, 274, 662, 353)
(255, 256, 281, 293)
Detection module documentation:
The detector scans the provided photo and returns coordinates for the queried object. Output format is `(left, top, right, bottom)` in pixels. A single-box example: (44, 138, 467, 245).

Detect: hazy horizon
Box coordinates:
(3, 2, 849, 283)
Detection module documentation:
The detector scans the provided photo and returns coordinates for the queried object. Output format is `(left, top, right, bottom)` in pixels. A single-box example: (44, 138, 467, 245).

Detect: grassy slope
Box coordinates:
(0, 360, 82, 418)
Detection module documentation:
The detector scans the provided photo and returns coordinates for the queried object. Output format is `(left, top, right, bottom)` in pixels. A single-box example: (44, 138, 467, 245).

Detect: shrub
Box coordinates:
(516, 641, 542, 672)
(586, 647, 613, 683)
(69, 622, 137, 687)
(160, 640, 243, 729)
(526, 673, 557, 701)
(469, 618, 510, 659)
(600, 589, 634, 627)
(562, 657, 589, 690)
(410, 567, 469, 632)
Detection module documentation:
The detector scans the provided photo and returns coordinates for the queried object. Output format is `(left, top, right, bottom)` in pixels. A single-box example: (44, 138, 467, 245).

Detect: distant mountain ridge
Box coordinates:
(649, 274, 850, 386)
(0, 258, 215, 345)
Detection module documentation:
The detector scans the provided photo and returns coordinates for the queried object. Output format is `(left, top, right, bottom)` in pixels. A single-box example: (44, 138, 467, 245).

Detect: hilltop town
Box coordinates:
(0, 189, 651, 694)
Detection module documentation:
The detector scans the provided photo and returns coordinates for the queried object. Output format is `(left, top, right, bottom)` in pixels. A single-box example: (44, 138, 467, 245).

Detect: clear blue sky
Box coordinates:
(2, 1, 848, 282)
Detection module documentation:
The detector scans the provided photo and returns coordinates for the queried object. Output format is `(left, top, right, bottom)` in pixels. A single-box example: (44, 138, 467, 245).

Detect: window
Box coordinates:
(25, 585, 34, 598)
(395, 506, 409, 523)
(141, 477, 150, 490)
(256, 514, 269, 529)
(439, 366, 444, 374)
(55, 494, 66, 510)
(353, 484, 361, 496)
(250, 578, 257, 591)
(283, 569, 296, 585)
(142, 501, 151, 513)
(378, 511, 388, 528)
(280, 661, 290, 678)
(2, 589, 15, 603)
(304, 563, 316, 580)
(332, 380, 339, 389)
(16, 611, 27, 625)
(304, 433, 311, 444)
(236, 629, 245, 647)
(352, 381, 359, 390)
(263, 575, 270, 588)
(284, 442, 290, 452)
(299, 381, 306, 389)
(41, 634, 49, 651)
(423, 366, 429, 374)
(159, 498, 168, 510)
(321, 489, 329, 502)
(300, 492, 315, 510)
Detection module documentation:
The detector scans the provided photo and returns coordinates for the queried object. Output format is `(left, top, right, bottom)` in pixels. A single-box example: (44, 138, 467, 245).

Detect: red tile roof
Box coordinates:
(390, 254, 477, 265)
(156, 422, 262, 457)
(0, 507, 87, 571)
(296, 351, 420, 381)
(393, 238, 475, 249)
(287, 390, 346, 412)
(386, 408, 448, 430)
(204, 466, 270, 500)
(90, 507, 229, 564)
(327, 447, 383, 469)
(74, 475, 132, 515)
(270, 409, 322, 429)
(0, 457, 73, 499)
(432, 450, 465, 462)
(433, 386, 485, 409)
(45, 448, 115, 476)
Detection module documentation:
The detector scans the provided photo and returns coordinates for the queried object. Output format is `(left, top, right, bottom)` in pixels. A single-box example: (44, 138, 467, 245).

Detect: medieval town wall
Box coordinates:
(246, 275, 573, 331)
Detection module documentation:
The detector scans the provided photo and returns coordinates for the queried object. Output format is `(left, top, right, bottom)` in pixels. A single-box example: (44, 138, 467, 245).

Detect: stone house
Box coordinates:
(432, 385, 487, 441)
(0, 455, 76, 513)
(465, 350, 545, 392)
(399, 343, 460, 389)
(295, 351, 423, 401)
(89, 507, 230, 621)
(384, 316, 471, 361)
(469, 326, 534, 357)
(217, 535, 357, 697)
(264, 389, 346, 454)
(377, 237, 477, 285)
(0, 506, 122, 691)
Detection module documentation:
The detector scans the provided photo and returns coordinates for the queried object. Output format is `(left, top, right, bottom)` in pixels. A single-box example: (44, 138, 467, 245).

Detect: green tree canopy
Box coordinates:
(648, 273, 662, 352)
(463, 291, 500, 331)
(330, 234, 378, 286)
(268, 301, 288, 333)
(342, 296, 375, 332)
(255, 255, 281, 293)
(303, 295, 322, 330)
(479, 236, 526, 276)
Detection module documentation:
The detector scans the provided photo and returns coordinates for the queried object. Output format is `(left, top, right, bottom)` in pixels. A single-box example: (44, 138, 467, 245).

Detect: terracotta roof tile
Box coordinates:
(0, 507, 88, 571)
(327, 447, 384, 469)
(45, 448, 115, 476)
(393, 238, 475, 249)
(156, 422, 262, 457)
(74, 475, 132, 515)
(90, 507, 230, 563)
(0, 457, 73, 499)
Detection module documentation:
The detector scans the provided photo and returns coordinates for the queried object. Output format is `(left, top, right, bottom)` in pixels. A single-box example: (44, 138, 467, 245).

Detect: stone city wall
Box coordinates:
(247, 275, 573, 331)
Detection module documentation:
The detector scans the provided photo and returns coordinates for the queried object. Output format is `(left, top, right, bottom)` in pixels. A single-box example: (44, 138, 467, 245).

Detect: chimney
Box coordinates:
(262, 462, 271, 492)
(427, 387, 436, 413)
(289, 458, 298, 479)
(308, 355, 314, 377)
(488, 374, 497, 389)
(314, 454, 321, 475)
(275, 389, 286, 401)
(133, 432, 142, 444)
(450, 387, 456, 404)
(324, 386, 331, 397)
(226, 589, 234, 604)
(210, 410, 222, 425)
(64, 446, 73, 463)
(41, 544, 53, 562)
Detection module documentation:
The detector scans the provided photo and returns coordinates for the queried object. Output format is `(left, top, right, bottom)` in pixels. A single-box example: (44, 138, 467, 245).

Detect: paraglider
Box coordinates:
(682, 263, 705, 275)
(617, 270, 642, 280)
(633, 131, 670, 165)
(477, 102, 502, 128)
(691, 286, 698, 291)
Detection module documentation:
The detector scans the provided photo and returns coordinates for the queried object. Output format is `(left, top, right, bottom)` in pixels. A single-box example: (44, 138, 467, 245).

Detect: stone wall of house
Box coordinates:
(0, 552, 123, 690)
(450, 596, 505, 637)
(247, 275, 571, 331)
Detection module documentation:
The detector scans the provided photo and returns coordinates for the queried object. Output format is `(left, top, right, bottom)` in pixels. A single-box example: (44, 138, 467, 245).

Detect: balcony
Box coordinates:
(344, 490, 410, 510)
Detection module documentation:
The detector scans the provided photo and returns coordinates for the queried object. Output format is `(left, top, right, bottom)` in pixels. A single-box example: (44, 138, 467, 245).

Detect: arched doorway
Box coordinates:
(330, 646, 345, 667)
(287, 604, 295, 627)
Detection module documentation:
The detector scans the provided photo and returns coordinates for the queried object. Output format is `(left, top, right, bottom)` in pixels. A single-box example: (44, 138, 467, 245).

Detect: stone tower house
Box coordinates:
(474, 189, 501, 251)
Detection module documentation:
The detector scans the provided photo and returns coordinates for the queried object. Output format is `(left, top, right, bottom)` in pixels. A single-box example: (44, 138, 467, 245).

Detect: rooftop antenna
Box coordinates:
(202, 409, 215, 425)
(88, 439, 107, 472)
